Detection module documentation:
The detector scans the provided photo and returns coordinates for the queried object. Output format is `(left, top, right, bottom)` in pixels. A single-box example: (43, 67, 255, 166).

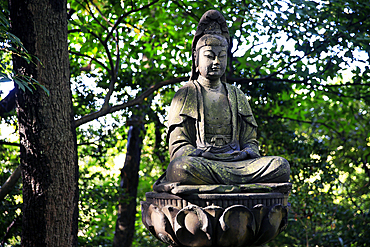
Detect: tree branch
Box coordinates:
(88, 0, 114, 27)
(74, 76, 189, 127)
(68, 28, 83, 33)
(227, 76, 308, 84)
(1, 214, 21, 246)
(105, 0, 159, 43)
(0, 141, 20, 147)
(228, 75, 370, 90)
(82, 0, 109, 31)
(263, 114, 342, 136)
(0, 165, 21, 201)
(323, 82, 370, 88)
(173, 1, 200, 21)
(102, 28, 121, 111)
(77, 142, 99, 146)
(69, 51, 110, 73)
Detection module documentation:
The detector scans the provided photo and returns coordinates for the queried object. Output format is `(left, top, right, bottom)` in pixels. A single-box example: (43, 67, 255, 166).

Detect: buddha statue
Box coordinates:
(156, 10, 290, 188)
(142, 10, 292, 247)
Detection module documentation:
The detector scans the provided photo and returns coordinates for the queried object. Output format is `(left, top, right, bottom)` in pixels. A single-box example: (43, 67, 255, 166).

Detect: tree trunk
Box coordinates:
(113, 119, 145, 247)
(9, 0, 78, 246)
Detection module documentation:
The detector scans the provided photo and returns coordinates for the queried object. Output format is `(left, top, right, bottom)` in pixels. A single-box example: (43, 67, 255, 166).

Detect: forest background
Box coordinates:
(1, 0, 369, 246)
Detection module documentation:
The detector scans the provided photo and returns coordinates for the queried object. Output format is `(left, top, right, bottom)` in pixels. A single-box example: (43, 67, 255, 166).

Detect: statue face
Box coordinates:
(197, 45, 227, 80)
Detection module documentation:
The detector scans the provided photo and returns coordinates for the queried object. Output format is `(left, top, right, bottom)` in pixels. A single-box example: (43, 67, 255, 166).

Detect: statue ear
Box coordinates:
(194, 51, 198, 67)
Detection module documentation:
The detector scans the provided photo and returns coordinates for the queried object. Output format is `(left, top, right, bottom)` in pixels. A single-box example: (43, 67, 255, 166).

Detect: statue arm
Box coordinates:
(233, 86, 260, 159)
(168, 118, 202, 161)
(239, 119, 261, 159)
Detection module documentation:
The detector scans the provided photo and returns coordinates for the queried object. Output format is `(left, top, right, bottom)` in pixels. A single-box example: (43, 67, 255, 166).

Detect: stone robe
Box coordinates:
(163, 80, 290, 185)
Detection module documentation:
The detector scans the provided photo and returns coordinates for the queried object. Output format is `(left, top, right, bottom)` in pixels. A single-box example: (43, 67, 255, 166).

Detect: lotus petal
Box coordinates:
(252, 204, 285, 246)
(174, 205, 212, 246)
(217, 205, 256, 247)
(162, 205, 181, 229)
(204, 206, 224, 235)
(140, 202, 178, 246)
(251, 204, 269, 234)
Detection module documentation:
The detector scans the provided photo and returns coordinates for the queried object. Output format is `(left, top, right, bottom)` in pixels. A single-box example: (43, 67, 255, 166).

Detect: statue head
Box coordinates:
(191, 10, 230, 82)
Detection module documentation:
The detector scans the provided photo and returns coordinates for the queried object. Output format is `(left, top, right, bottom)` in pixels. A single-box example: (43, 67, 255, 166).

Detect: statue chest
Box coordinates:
(202, 86, 232, 145)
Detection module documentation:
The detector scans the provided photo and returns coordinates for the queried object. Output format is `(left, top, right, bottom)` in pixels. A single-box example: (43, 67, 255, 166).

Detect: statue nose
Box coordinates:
(214, 56, 220, 65)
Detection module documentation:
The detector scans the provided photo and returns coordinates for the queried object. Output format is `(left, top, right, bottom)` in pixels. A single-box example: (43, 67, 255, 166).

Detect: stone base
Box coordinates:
(146, 191, 289, 209)
(141, 183, 291, 247)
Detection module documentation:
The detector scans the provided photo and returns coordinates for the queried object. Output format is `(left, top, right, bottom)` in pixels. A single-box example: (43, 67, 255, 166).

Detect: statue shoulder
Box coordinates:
(172, 81, 194, 99)
(168, 81, 198, 126)
(170, 81, 197, 109)
(224, 83, 250, 105)
(225, 83, 248, 99)
(224, 83, 258, 127)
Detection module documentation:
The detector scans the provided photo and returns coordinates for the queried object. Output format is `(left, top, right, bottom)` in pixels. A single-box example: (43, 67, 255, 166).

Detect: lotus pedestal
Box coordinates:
(141, 183, 291, 247)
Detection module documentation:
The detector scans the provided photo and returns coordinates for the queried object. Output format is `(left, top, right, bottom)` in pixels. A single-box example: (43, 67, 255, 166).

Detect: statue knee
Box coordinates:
(166, 156, 195, 183)
(277, 156, 290, 170)
(273, 156, 290, 182)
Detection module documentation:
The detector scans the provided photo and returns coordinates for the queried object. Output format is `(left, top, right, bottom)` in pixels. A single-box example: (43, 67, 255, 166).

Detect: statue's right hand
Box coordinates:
(189, 149, 204, 157)
(201, 151, 218, 160)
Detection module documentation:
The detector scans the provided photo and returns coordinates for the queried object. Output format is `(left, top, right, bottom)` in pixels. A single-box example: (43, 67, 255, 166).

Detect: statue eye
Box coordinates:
(219, 51, 227, 58)
(203, 51, 215, 58)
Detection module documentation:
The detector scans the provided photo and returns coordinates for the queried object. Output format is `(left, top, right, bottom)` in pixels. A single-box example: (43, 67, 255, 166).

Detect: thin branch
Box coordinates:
(264, 114, 342, 136)
(74, 76, 189, 127)
(323, 82, 370, 88)
(0, 165, 21, 201)
(102, 28, 121, 110)
(105, 0, 159, 43)
(67, 9, 76, 20)
(1, 214, 21, 246)
(232, 15, 246, 55)
(82, 0, 109, 31)
(73, 1, 109, 44)
(227, 76, 308, 84)
(324, 86, 370, 100)
(173, 0, 200, 21)
(69, 51, 110, 73)
(122, 20, 148, 36)
(68, 28, 83, 33)
(229, 75, 370, 91)
(88, 0, 114, 27)
(0, 141, 20, 147)
(77, 142, 99, 146)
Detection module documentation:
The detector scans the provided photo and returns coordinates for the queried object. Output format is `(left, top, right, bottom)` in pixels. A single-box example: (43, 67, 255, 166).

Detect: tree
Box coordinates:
(8, 0, 78, 246)
(113, 114, 145, 247)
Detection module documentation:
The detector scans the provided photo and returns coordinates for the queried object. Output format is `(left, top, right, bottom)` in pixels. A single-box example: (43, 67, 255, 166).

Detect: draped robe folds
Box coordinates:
(160, 80, 290, 186)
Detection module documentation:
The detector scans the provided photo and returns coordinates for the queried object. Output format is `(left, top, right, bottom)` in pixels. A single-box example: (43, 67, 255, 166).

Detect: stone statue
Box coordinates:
(156, 10, 290, 188)
(141, 10, 292, 247)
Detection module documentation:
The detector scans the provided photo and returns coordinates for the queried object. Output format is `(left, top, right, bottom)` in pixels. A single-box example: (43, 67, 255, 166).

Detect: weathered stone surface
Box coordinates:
(141, 200, 289, 247)
(154, 182, 292, 194)
(154, 8, 290, 187)
(146, 190, 289, 208)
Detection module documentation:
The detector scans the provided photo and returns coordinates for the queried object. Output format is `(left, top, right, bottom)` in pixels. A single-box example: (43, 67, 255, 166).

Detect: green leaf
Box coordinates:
(0, 77, 11, 83)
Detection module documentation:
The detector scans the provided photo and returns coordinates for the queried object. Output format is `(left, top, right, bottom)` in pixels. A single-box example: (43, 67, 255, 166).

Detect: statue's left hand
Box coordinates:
(243, 148, 260, 159)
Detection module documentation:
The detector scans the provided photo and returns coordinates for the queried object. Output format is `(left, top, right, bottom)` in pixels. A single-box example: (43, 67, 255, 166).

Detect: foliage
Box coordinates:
(1, 0, 369, 246)
(0, 123, 21, 246)
(0, 2, 48, 95)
